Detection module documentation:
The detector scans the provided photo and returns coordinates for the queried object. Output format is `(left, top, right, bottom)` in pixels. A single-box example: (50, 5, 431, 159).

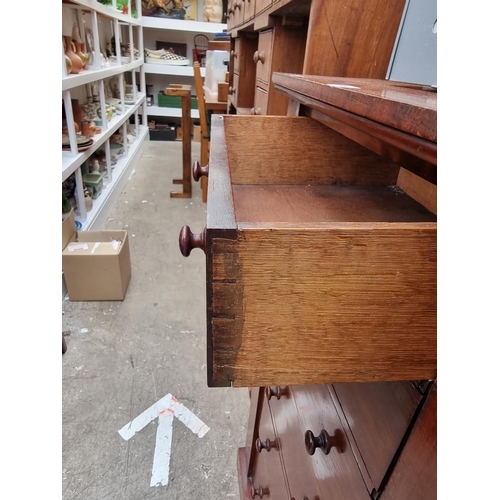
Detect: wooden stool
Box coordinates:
(167, 84, 192, 198)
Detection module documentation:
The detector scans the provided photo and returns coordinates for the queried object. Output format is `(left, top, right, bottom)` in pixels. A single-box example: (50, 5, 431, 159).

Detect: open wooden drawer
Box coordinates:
(181, 114, 436, 388)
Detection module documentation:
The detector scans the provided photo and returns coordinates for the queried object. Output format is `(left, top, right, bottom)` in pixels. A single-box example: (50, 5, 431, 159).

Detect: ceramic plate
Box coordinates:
(62, 140, 94, 152)
(62, 134, 91, 146)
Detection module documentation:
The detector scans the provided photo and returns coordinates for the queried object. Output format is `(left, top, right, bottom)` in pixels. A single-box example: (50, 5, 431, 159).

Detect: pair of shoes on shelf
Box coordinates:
(144, 48, 190, 66)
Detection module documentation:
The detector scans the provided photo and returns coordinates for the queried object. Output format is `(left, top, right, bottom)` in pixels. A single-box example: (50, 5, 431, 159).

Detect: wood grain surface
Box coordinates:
(303, 0, 406, 78)
(223, 116, 400, 185)
(332, 381, 422, 492)
(273, 74, 437, 143)
(269, 384, 370, 500)
(397, 168, 437, 215)
(232, 185, 437, 224)
(209, 224, 436, 387)
(382, 384, 437, 500)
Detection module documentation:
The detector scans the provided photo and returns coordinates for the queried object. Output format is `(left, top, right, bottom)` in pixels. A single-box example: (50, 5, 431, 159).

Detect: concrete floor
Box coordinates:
(62, 140, 250, 499)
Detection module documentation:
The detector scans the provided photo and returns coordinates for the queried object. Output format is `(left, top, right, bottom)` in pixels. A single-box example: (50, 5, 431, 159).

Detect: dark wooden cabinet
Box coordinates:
(227, 0, 407, 115)
(180, 43, 437, 500)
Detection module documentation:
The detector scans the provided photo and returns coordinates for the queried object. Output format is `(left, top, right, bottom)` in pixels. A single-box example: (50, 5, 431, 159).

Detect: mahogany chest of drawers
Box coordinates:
(179, 74, 437, 499)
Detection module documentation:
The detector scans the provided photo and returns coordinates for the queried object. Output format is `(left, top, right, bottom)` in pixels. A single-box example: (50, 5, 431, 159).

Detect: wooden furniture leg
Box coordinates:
(167, 84, 192, 198)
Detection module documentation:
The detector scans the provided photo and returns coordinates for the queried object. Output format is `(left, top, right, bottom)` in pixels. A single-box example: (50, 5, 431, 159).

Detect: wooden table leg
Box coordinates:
(167, 84, 192, 198)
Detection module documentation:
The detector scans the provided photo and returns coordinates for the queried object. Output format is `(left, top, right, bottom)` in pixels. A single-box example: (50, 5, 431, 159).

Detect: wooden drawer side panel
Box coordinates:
(381, 385, 437, 500)
(226, 226, 436, 387)
(223, 116, 400, 186)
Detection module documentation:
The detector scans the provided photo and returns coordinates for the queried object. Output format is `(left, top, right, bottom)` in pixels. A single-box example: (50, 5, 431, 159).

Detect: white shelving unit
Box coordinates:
(147, 105, 200, 119)
(141, 12, 227, 122)
(142, 16, 226, 33)
(62, 0, 149, 231)
(143, 63, 206, 77)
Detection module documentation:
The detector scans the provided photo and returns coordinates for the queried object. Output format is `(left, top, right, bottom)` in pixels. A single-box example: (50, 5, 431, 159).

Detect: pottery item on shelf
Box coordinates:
(203, 0, 223, 23)
(84, 187, 93, 212)
(91, 160, 100, 173)
(76, 41, 89, 69)
(62, 120, 78, 135)
(62, 98, 84, 132)
(82, 99, 99, 121)
(64, 35, 83, 74)
(65, 55, 72, 74)
(62, 134, 92, 147)
(80, 118, 91, 137)
(69, 99, 83, 133)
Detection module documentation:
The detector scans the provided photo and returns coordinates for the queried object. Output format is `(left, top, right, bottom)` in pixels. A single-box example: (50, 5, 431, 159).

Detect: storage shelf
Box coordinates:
(142, 16, 226, 33)
(144, 105, 200, 119)
(62, 93, 146, 182)
(143, 63, 206, 77)
(75, 125, 149, 230)
(67, 0, 141, 25)
(62, 58, 144, 91)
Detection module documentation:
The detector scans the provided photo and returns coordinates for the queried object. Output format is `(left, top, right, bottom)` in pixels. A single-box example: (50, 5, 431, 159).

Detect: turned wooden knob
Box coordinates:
(305, 429, 346, 456)
(234, 1, 242, 9)
(265, 386, 289, 400)
(230, 50, 238, 58)
(228, 86, 235, 95)
(179, 226, 206, 257)
(250, 485, 270, 498)
(253, 50, 265, 64)
(256, 437, 278, 453)
(192, 161, 208, 182)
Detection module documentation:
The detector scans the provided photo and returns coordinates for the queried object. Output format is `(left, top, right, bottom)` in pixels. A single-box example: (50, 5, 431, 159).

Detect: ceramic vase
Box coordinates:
(64, 36, 83, 74)
(71, 99, 84, 133)
(76, 41, 89, 69)
(65, 55, 72, 74)
(203, 0, 223, 22)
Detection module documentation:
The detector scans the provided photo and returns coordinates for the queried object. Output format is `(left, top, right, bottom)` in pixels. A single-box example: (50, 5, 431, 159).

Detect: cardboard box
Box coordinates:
(62, 210, 131, 301)
(193, 124, 201, 142)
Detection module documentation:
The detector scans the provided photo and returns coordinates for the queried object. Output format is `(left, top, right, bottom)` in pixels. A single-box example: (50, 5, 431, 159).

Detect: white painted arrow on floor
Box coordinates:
(118, 393, 210, 487)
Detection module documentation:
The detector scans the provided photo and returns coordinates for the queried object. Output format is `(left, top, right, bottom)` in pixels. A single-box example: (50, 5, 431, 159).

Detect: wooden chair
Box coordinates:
(193, 61, 210, 202)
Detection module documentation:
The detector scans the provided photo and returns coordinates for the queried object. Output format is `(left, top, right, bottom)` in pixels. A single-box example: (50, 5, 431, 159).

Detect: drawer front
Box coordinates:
(253, 86, 268, 115)
(227, 0, 235, 30)
(243, 0, 256, 23)
(250, 398, 290, 499)
(255, 29, 273, 86)
(233, 0, 244, 26)
(269, 385, 370, 500)
(255, 0, 273, 15)
(332, 382, 422, 492)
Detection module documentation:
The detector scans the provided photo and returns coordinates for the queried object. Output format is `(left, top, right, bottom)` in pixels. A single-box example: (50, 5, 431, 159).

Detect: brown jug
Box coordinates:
(64, 36, 83, 74)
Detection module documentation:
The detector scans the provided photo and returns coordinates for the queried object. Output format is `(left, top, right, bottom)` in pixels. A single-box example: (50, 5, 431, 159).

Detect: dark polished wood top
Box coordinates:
(272, 74, 437, 143)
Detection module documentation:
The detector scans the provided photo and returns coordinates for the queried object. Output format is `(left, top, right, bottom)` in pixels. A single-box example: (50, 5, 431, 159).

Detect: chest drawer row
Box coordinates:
(239, 381, 435, 499)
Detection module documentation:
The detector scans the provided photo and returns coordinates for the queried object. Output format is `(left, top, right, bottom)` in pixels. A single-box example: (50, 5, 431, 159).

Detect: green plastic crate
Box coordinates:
(157, 92, 198, 109)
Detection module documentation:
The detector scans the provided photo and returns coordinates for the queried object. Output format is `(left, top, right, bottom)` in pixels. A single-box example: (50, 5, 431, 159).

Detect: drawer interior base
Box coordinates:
(232, 184, 437, 225)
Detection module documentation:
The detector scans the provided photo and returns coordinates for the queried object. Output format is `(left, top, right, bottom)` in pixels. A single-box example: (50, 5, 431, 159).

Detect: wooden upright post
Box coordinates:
(167, 84, 192, 198)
